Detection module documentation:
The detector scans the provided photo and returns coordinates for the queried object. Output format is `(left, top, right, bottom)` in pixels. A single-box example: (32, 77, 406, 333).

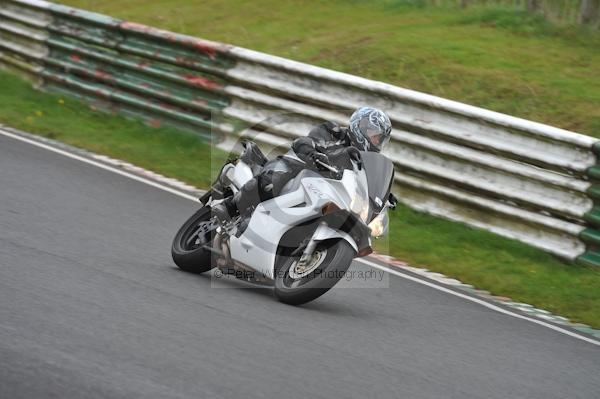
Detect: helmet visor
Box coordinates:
(369, 131, 390, 151)
(366, 128, 384, 146)
(360, 118, 390, 151)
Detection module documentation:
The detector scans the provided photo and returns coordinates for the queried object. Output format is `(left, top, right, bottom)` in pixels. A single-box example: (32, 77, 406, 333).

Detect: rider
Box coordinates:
(212, 106, 393, 222)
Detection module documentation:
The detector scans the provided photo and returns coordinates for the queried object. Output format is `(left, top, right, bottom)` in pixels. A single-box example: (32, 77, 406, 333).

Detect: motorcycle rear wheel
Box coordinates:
(274, 239, 355, 305)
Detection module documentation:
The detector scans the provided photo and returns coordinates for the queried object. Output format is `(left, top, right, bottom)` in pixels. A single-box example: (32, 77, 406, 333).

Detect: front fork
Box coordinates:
(297, 222, 328, 267)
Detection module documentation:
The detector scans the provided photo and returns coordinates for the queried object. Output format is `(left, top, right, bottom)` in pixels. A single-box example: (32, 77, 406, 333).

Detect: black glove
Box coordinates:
(309, 151, 331, 170)
(345, 147, 362, 169)
(327, 124, 347, 140)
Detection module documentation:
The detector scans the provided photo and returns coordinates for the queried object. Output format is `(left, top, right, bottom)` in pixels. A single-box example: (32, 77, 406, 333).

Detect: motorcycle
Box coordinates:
(171, 141, 396, 305)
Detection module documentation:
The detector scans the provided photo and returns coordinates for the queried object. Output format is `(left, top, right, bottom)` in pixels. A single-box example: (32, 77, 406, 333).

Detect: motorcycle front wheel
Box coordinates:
(171, 206, 217, 274)
(274, 239, 355, 305)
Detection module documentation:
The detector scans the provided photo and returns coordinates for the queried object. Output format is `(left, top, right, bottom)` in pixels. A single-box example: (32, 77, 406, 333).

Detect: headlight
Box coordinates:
(368, 212, 389, 238)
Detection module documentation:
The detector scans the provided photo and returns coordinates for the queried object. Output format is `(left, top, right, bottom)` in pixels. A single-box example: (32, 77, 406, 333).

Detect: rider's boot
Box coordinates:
(212, 172, 275, 224)
(211, 196, 238, 223)
(212, 175, 260, 223)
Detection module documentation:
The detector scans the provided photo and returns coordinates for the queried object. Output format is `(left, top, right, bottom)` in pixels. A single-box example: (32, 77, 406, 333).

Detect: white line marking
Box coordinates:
(358, 258, 600, 347)
(2, 127, 599, 347)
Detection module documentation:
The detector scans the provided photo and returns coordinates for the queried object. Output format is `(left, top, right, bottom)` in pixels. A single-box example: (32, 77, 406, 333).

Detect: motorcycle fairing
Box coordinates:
(229, 170, 364, 279)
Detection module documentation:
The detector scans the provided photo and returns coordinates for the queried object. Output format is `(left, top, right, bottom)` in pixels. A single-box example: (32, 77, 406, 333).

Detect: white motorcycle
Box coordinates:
(171, 141, 396, 305)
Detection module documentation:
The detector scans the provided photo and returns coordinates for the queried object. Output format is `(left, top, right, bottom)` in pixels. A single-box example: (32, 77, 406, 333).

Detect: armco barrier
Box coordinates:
(2, 0, 600, 265)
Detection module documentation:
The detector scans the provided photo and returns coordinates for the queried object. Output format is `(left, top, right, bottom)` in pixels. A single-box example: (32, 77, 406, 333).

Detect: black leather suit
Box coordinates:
(228, 121, 360, 217)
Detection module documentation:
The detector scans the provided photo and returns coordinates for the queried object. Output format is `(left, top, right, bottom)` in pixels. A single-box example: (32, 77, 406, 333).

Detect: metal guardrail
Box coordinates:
(2, 0, 600, 265)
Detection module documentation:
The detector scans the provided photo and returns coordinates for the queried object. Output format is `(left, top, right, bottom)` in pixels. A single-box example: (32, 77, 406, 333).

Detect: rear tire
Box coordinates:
(273, 239, 355, 305)
(171, 207, 217, 274)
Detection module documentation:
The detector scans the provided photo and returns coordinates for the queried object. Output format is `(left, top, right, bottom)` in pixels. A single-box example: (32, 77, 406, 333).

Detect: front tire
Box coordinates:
(171, 207, 217, 273)
(274, 239, 355, 305)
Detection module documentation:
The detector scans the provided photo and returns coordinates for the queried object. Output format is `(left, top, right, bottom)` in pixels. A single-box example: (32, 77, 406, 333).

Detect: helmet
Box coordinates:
(348, 107, 392, 152)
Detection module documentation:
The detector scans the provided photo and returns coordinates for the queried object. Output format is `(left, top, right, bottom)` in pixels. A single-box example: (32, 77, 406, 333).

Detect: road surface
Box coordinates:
(1, 133, 599, 399)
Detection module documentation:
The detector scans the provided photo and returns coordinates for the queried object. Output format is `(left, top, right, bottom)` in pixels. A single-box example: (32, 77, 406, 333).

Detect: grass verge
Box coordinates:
(1, 70, 599, 328)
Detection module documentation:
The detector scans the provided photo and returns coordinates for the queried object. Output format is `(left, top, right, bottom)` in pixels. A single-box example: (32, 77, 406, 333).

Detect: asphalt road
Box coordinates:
(1, 133, 599, 399)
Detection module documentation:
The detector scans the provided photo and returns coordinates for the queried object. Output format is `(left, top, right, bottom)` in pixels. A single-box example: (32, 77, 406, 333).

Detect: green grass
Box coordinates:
(1, 70, 599, 328)
(381, 207, 600, 328)
(0, 71, 229, 188)
(61, 0, 600, 137)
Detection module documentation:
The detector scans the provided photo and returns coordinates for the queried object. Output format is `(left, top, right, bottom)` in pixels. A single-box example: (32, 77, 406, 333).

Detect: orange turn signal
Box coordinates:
(321, 202, 341, 215)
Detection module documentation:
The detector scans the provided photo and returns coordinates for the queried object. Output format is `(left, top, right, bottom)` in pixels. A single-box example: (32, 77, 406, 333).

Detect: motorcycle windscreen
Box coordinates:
(360, 151, 395, 216)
